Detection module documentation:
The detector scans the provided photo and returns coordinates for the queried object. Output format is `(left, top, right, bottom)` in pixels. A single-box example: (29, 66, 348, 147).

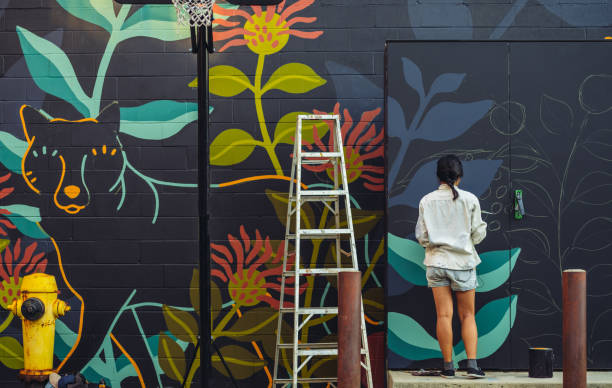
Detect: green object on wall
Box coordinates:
(514, 189, 525, 220)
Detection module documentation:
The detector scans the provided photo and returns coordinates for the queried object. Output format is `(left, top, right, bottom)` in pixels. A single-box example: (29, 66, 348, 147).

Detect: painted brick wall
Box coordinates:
(0, 0, 610, 387)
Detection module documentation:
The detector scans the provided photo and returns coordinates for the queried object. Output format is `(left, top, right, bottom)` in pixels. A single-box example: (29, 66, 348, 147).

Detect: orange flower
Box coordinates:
(0, 239, 47, 309)
(211, 225, 305, 310)
(303, 103, 385, 191)
(213, 0, 323, 54)
(0, 173, 16, 236)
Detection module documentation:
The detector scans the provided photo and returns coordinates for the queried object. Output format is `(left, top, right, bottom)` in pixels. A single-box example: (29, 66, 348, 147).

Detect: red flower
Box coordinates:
(0, 173, 16, 236)
(0, 238, 47, 309)
(211, 225, 305, 310)
(303, 103, 385, 191)
(213, 0, 323, 54)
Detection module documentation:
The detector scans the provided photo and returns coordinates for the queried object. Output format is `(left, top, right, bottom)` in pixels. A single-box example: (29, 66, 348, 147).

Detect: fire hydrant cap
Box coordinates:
(21, 273, 58, 293)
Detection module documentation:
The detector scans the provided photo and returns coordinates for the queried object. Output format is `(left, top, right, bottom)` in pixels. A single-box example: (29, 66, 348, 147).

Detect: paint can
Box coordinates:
(528, 347, 554, 378)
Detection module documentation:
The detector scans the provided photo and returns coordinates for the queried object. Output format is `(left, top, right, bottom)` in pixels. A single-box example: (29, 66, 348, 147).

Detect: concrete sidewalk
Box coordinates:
(389, 371, 612, 387)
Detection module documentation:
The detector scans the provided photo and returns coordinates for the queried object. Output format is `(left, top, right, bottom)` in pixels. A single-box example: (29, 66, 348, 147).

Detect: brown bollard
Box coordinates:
(563, 269, 586, 388)
(338, 270, 362, 388)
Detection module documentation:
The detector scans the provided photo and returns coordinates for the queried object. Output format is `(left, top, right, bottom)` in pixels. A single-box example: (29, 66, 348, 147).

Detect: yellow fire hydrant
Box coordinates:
(8, 273, 70, 382)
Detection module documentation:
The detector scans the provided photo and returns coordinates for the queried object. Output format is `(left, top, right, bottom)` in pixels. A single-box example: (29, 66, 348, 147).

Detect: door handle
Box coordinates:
(514, 189, 525, 220)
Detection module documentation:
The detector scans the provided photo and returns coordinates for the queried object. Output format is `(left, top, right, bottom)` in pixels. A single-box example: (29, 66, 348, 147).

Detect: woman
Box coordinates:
(415, 155, 487, 379)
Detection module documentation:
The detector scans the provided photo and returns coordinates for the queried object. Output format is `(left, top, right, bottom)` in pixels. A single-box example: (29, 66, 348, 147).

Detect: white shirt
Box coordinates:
(415, 184, 487, 270)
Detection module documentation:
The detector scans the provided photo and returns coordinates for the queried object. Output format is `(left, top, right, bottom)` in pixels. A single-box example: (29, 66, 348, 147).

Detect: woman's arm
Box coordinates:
(415, 201, 430, 247)
(471, 198, 487, 245)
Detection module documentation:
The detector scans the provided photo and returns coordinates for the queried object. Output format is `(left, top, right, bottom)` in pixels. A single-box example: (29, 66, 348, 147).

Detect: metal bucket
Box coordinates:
(529, 347, 554, 378)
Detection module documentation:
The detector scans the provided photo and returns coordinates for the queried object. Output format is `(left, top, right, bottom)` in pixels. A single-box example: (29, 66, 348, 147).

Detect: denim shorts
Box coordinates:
(426, 266, 478, 291)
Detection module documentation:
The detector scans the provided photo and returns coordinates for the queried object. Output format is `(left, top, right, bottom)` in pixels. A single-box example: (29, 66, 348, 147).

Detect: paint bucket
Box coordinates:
(529, 347, 554, 378)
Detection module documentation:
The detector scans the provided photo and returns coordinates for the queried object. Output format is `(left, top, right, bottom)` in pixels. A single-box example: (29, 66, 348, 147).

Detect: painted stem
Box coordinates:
(212, 304, 238, 337)
(254, 54, 283, 175)
(184, 348, 200, 388)
(0, 313, 13, 334)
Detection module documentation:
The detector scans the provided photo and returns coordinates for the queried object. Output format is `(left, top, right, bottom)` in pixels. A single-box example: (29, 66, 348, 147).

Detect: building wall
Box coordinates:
(0, 0, 609, 387)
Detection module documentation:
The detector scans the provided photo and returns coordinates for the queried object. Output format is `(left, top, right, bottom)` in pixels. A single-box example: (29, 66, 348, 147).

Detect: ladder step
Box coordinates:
(291, 190, 347, 202)
(277, 342, 338, 349)
(299, 348, 338, 356)
(284, 268, 344, 276)
(280, 307, 338, 315)
(301, 151, 342, 158)
(299, 114, 337, 120)
(274, 377, 338, 384)
(299, 228, 352, 238)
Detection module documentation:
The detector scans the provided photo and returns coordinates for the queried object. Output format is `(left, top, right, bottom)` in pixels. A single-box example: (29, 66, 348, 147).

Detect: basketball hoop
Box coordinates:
(172, 0, 215, 27)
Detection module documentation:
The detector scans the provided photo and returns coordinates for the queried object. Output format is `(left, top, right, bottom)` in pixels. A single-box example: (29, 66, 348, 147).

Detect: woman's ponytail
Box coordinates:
(437, 155, 464, 201)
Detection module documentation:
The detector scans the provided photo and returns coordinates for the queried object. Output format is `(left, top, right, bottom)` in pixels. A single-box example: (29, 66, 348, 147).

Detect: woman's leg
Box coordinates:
(432, 286, 454, 362)
(456, 289, 477, 359)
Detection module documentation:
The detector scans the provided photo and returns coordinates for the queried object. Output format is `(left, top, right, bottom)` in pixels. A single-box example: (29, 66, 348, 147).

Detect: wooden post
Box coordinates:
(338, 270, 361, 388)
(563, 269, 586, 388)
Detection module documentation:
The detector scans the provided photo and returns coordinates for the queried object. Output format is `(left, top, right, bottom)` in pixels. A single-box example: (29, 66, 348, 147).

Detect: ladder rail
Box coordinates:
(292, 116, 303, 387)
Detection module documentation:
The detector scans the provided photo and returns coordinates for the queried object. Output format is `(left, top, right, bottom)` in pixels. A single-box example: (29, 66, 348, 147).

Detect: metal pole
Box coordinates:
(338, 270, 361, 388)
(197, 24, 211, 388)
(563, 269, 586, 388)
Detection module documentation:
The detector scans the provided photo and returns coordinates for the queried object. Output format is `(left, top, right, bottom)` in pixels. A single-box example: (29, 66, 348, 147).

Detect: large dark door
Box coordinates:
(386, 41, 612, 370)
(386, 41, 512, 370)
(508, 42, 612, 369)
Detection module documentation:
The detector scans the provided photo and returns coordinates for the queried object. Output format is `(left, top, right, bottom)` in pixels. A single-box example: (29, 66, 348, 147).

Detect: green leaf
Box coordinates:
(119, 100, 197, 140)
(265, 189, 315, 230)
(0, 240, 9, 254)
(327, 208, 382, 239)
(56, 0, 115, 32)
(190, 269, 200, 315)
(476, 248, 521, 292)
(454, 295, 518, 362)
(0, 205, 48, 239)
(209, 66, 253, 97)
(121, 5, 190, 41)
(273, 111, 330, 145)
(0, 336, 24, 370)
(54, 320, 77, 361)
(263, 63, 326, 94)
(387, 233, 427, 286)
(212, 345, 264, 379)
(158, 333, 186, 382)
(162, 305, 198, 344)
(0, 131, 28, 173)
(210, 129, 257, 166)
(387, 312, 440, 361)
(17, 26, 90, 117)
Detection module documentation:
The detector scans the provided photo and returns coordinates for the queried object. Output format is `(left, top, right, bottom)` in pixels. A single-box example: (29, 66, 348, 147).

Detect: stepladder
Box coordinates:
(272, 114, 374, 387)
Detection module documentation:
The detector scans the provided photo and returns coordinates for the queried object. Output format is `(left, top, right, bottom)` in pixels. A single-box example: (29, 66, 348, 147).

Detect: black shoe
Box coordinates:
(464, 367, 485, 378)
(440, 369, 455, 378)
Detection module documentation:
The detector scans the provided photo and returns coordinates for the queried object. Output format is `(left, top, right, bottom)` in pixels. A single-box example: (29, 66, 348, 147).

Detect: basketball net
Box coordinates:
(172, 0, 215, 27)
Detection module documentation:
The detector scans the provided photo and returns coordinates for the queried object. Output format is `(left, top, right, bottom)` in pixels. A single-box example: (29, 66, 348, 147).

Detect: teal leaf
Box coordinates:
(54, 320, 77, 361)
(388, 312, 441, 360)
(476, 248, 521, 292)
(0, 205, 48, 239)
(0, 131, 28, 173)
(119, 100, 197, 140)
(121, 5, 190, 41)
(17, 26, 91, 117)
(387, 233, 427, 286)
(56, 0, 115, 32)
(454, 295, 518, 362)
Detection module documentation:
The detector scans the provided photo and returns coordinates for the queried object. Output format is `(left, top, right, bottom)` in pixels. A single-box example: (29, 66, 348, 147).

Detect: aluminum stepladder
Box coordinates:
(272, 114, 373, 388)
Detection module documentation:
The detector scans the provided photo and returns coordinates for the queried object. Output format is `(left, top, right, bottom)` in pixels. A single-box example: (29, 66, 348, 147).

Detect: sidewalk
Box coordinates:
(389, 371, 612, 387)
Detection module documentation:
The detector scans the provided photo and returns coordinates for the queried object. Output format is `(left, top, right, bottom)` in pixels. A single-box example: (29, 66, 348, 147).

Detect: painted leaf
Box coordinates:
(454, 295, 518, 362)
(119, 100, 197, 140)
(0, 240, 8, 253)
(121, 5, 190, 41)
(190, 269, 199, 315)
(583, 129, 612, 163)
(388, 97, 408, 139)
(573, 217, 612, 253)
(162, 305, 198, 344)
(579, 74, 612, 114)
(212, 345, 264, 379)
(158, 333, 186, 382)
(223, 307, 276, 339)
(265, 189, 315, 230)
(476, 248, 521, 293)
(209, 129, 257, 166)
(264, 63, 326, 94)
(416, 100, 494, 142)
(325, 61, 382, 113)
(273, 111, 330, 145)
(540, 94, 573, 136)
(0, 205, 48, 239)
(211, 281, 221, 322)
(326, 208, 383, 239)
(0, 336, 24, 370)
(17, 26, 90, 117)
(429, 73, 466, 96)
(210, 66, 252, 97)
(401, 57, 424, 98)
(572, 170, 612, 206)
(0, 131, 28, 173)
(387, 312, 440, 360)
(56, 0, 114, 32)
(389, 159, 502, 208)
(54, 320, 77, 361)
(408, 2, 473, 40)
(387, 233, 427, 286)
